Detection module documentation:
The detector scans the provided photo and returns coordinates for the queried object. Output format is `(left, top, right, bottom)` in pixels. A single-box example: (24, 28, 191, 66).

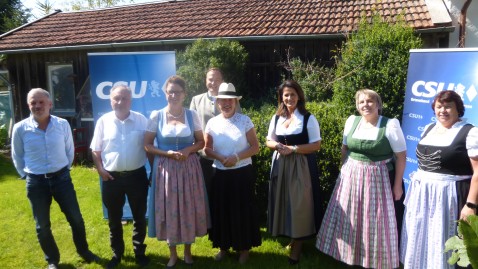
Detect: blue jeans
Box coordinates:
(26, 169, 89, 265)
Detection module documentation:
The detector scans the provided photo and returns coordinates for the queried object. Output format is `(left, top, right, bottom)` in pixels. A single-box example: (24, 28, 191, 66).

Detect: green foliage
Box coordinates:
(332, 13, 422, 119)
(306, 102, 344, 199)
(446, 235, 470, 267)
(177, 38, 248, 99)
(0, 126, 7, 149)
(0, 0, 31, 33)
(445, 215, 478, 268)
(242, 104, 276, 221)
(285, 58, 335, 102)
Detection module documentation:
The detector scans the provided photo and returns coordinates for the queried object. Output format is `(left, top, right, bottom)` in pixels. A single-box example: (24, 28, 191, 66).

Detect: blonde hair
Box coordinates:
(355, 89, 383, 115)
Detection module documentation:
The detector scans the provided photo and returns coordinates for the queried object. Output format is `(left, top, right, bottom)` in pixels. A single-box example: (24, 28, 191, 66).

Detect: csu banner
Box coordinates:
(88, 51, 176, 219)
(88, 51, 175, 120)
(401, 48, 478, 191)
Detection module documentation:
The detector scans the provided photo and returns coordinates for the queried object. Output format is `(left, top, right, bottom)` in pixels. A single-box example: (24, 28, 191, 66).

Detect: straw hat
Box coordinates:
(216, 82, 242, 100)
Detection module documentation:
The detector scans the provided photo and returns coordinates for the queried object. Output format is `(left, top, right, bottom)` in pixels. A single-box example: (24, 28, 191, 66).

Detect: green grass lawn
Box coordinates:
(0, 154, 349, 269)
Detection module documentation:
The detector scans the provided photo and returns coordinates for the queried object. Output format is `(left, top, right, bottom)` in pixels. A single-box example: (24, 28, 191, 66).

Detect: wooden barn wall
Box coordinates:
(7, 45, 184, 123)
(242, 39, 340, 98)
(7, 39, 338, 123)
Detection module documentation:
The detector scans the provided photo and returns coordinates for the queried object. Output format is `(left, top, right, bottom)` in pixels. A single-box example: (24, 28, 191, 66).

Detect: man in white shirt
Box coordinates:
(11, 88, 99, 269)
(90, 85, 149, 268)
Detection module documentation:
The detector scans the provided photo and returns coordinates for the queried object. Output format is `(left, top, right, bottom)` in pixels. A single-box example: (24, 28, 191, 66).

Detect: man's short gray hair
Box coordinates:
(110, 84, 132, 95)
(27, 88, 50, 101)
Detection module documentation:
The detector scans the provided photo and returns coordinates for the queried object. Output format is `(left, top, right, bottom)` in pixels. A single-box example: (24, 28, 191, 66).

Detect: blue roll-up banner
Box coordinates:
(401, 48, 478, 192)
(88, 51, 176, 219)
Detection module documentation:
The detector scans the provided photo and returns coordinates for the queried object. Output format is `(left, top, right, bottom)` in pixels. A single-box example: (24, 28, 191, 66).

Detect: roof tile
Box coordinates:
(0, 0, 445, 51)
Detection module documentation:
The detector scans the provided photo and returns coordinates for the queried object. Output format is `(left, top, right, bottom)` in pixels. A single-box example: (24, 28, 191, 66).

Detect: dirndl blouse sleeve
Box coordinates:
(146, 109, 161, 133)
(467, 126, 478, 158)
(190, 109, 202, 132)
(266, 114, 277, 141)
(307, 114, 321, 143)
(385, 118, 407, 153)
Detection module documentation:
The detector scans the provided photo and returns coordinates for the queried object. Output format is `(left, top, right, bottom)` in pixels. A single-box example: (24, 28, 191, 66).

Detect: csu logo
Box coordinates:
(408, 113, 422, 119)
(411, 80, 477, 101)
(95, 81, 148, 99)
(406, 135, 420, 142)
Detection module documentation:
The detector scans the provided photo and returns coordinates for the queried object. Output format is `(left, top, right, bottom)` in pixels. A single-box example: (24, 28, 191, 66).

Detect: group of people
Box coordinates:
(11, 66, 478, 269)
(315, 89, 477, 269)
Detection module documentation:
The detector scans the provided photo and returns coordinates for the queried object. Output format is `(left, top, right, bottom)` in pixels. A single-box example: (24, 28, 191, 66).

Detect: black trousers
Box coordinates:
(102, 166, 149, 257)
(199, 157, 215, 196)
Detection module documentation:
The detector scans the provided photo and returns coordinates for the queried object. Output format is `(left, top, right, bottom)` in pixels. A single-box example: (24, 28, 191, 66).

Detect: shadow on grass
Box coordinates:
(127, 252, 304, 269)
(0, 154, 19, 181)
(257, 229, 350, 269)
(52, 249, 354, 269)
(82, 231, 350, 269)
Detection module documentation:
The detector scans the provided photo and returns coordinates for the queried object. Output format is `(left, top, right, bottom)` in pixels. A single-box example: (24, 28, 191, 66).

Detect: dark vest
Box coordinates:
(272, 113, 310, 145)
(416, 123, 473, 175)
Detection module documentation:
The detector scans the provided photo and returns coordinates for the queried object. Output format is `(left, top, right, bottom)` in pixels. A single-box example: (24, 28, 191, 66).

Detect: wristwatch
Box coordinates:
(466, 202, 478, 209)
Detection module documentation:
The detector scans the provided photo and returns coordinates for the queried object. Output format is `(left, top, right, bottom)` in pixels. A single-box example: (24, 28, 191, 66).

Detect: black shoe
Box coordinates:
(47, 264, 59, 269)
(107, 256, 121, 269)
(80, 250, 100, 263)
(135, 254, 150, 267)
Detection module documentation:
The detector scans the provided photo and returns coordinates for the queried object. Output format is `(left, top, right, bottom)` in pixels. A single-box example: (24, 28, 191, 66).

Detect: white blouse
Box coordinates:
(205, 113, 254, 170)
(419, 120, 478, 158)
(342, 115, 407, 153)
(266, 109, 321, 143)
(146, 109, 202, 137)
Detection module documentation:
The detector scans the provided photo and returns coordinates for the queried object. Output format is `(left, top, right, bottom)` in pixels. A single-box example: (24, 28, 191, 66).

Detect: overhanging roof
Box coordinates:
(0, 0, 453, 54)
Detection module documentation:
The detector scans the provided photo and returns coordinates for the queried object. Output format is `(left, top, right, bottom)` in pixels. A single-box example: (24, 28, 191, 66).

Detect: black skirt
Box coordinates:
(208, 165, 262, 251)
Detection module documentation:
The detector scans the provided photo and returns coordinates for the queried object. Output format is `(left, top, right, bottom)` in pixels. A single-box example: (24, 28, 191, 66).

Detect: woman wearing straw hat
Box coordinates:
(204, 82, 262, 264)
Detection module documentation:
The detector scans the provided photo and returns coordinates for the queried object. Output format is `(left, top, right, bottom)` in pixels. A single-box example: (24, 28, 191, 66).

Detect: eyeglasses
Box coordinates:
(167, 90, 184, 96)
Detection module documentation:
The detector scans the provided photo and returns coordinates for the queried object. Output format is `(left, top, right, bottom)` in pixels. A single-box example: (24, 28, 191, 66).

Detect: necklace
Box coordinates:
(167, 108, 183, 119)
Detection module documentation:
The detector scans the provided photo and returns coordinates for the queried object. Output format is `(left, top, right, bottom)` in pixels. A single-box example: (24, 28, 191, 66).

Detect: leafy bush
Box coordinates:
(0, 125, 7, 149)
(285, 57, 335, 102)
(445, 215, 478, 268)
(332, 12, 422, 120)
(243, 104, 276, 222)
(307, 102, 345, 200)
(176, 38, 249, 99)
